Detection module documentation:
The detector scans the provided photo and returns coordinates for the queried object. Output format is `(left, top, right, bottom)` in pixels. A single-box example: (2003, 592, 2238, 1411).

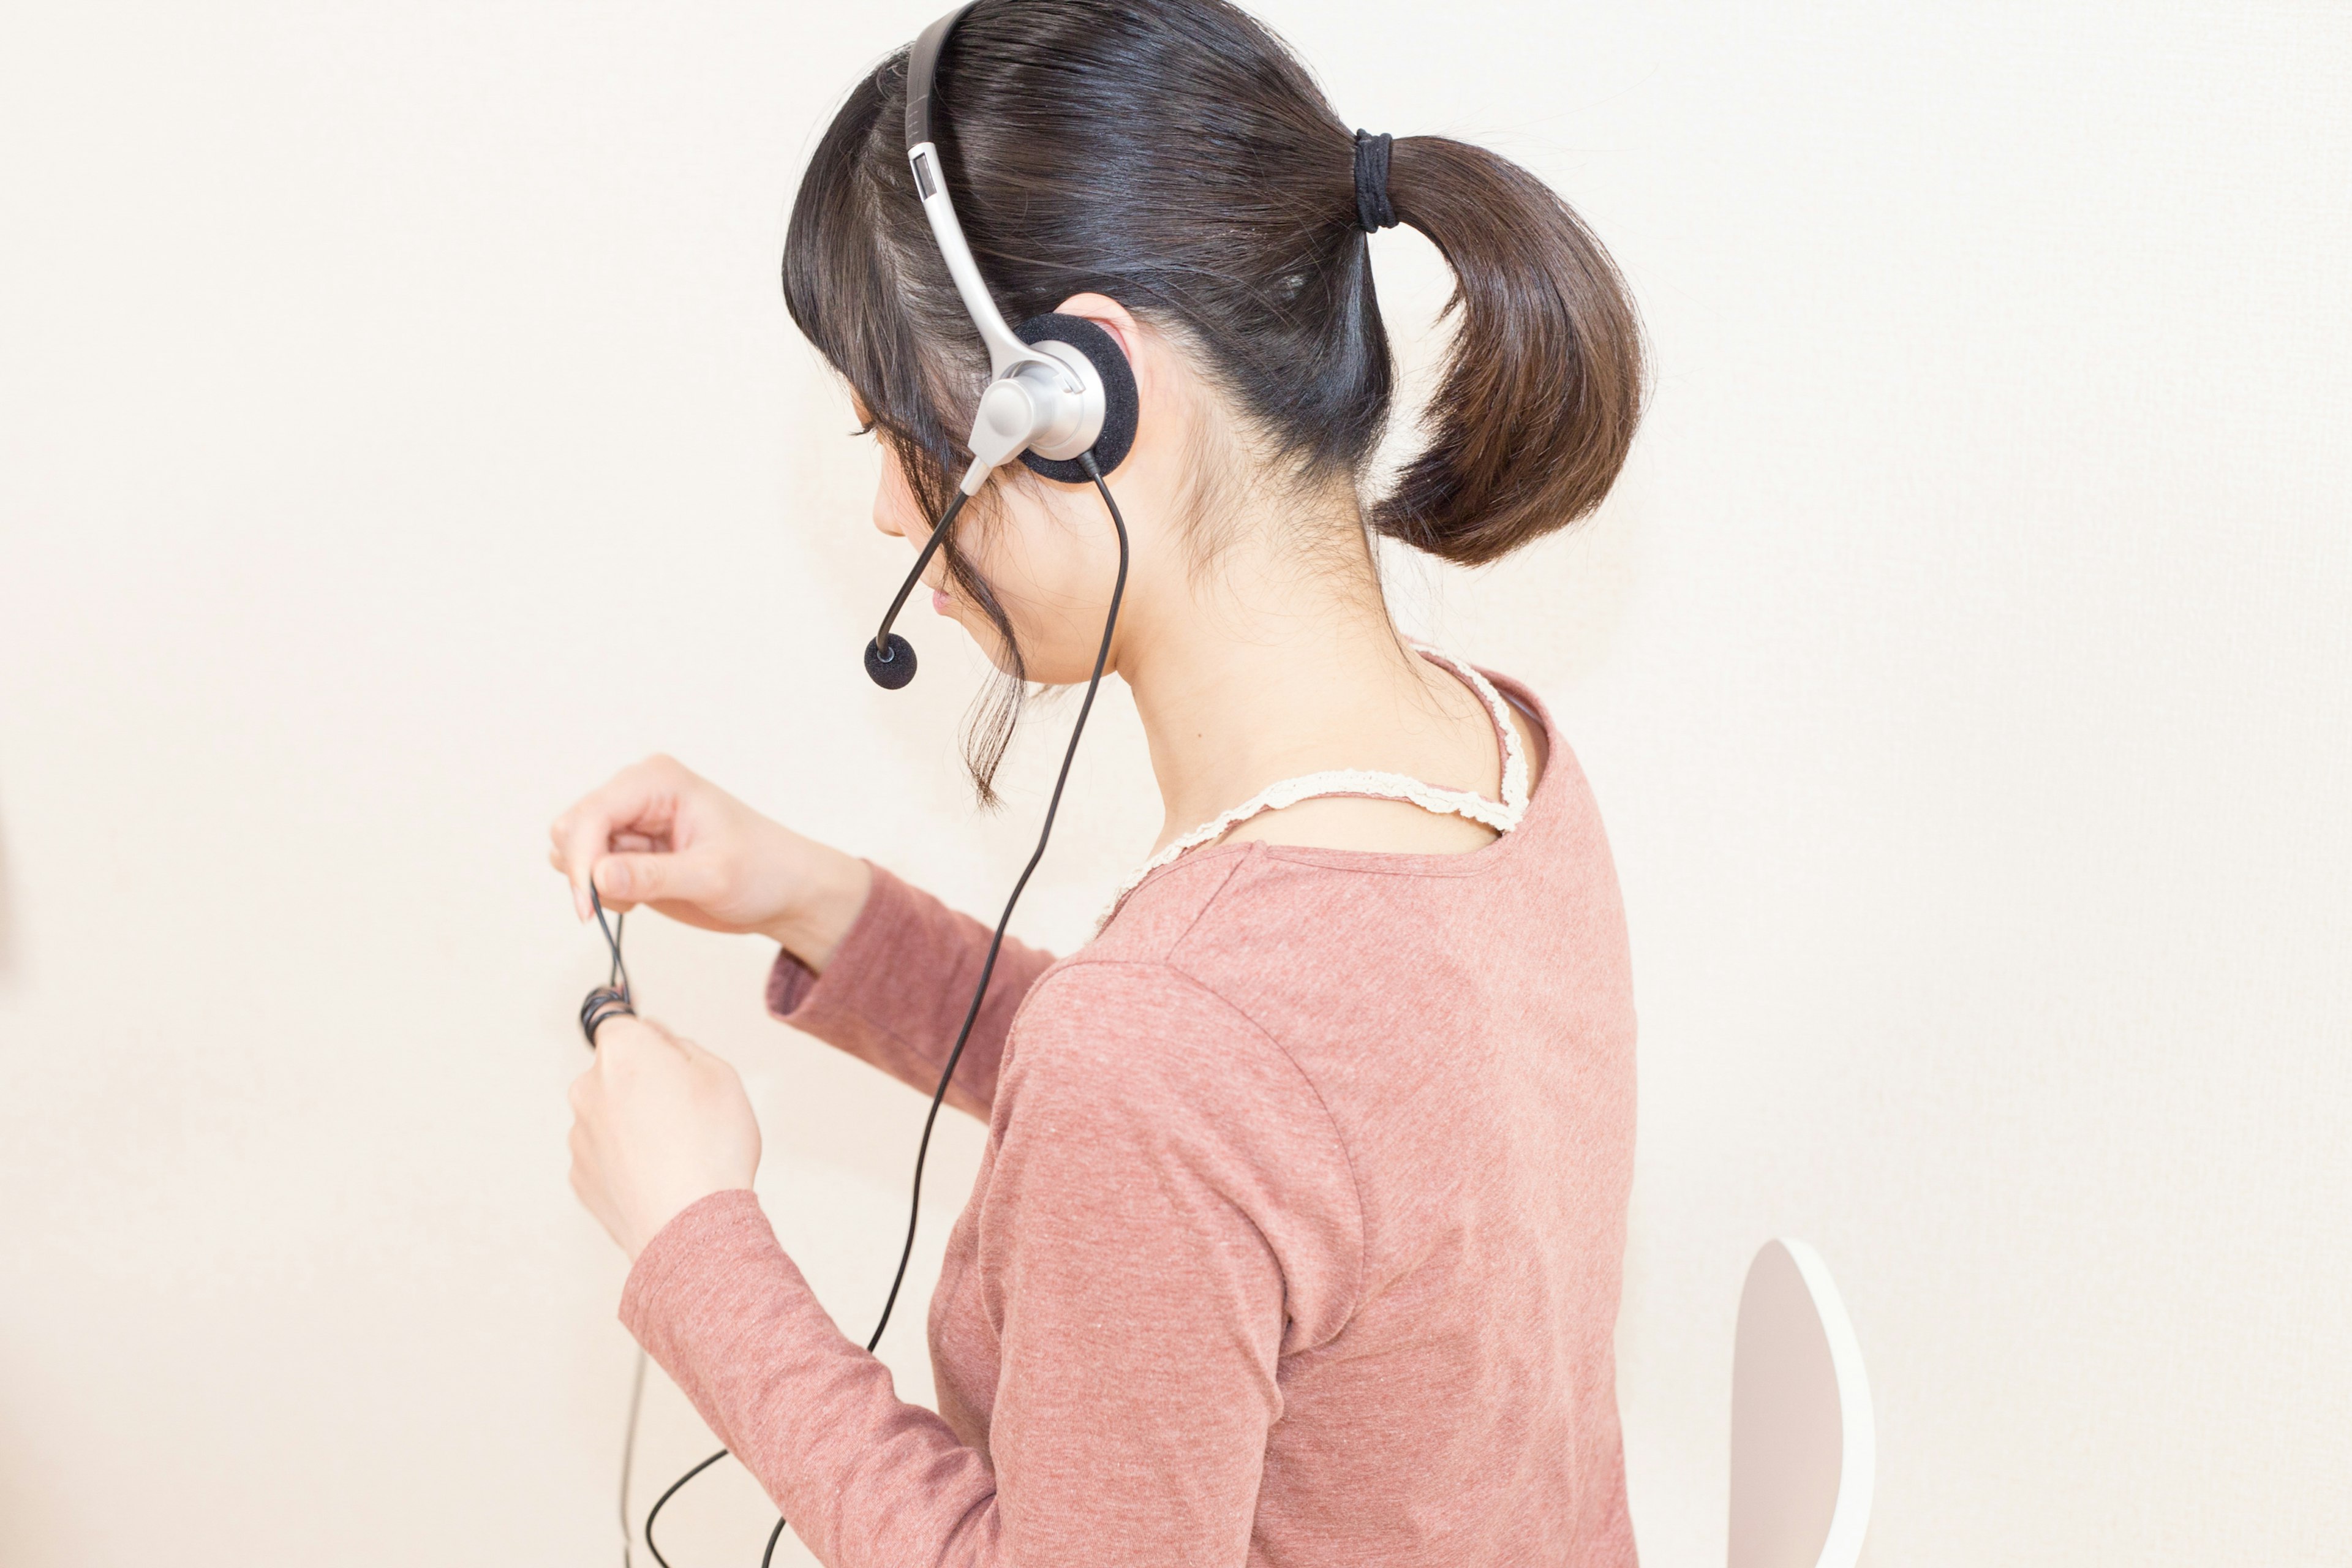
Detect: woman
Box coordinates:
(549, 0, 1645, 1562)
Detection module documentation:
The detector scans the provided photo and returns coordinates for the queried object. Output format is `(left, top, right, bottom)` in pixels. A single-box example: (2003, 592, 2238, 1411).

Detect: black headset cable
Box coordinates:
(631, 455, 1129, 1568)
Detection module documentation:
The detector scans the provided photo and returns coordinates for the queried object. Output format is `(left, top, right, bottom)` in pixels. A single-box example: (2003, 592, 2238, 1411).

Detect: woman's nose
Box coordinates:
(873, 466, 922, 542)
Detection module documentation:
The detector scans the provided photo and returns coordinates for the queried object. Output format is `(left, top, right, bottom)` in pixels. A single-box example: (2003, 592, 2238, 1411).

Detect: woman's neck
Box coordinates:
(1115, 521, 1496, 852)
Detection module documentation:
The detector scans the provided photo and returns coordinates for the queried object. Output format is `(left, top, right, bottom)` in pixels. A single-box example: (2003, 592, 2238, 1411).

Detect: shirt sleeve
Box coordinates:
(765, 861, 1059, 1117)
(620, 959, 1365, 1568)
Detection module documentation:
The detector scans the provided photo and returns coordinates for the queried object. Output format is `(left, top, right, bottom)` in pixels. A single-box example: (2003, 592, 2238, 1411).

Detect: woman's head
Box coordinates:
(785, 0, 1644, 794)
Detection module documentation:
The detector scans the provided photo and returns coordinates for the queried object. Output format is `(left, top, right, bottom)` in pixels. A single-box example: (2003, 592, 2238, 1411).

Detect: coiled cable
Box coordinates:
(625, 456, 1128, 1566)
(581, 887, 635, 1046)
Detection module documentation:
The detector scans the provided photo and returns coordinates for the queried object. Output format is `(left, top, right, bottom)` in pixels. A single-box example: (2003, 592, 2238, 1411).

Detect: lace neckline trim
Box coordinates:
(1098, 646, 1529, 926)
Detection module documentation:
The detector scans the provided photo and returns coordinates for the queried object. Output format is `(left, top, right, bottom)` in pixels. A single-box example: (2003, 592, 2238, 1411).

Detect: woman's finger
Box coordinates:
(554, 760, 683, 921)
(586, 1014, 657, 1070)
(593, 850, 724, 914)
(587, 1012, 683, 1058)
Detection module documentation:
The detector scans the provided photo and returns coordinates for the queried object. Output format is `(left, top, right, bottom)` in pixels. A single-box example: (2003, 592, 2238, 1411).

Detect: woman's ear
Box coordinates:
(1053, 292, 1143, 368)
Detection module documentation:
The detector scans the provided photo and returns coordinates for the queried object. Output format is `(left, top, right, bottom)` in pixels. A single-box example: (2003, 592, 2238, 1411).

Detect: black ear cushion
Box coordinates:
(1014, 312, 1138, 482)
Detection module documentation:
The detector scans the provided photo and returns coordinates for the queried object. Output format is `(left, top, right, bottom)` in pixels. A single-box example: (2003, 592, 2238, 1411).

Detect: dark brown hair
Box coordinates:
(783, 0, 1644, 796)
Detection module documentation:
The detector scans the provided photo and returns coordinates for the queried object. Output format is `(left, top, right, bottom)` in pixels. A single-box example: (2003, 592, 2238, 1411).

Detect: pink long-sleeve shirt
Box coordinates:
(620, 669, 1638, 1566)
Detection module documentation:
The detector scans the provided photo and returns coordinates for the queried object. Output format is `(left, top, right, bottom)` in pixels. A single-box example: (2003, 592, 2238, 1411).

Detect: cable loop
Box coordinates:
(580, 886, 635, 1047)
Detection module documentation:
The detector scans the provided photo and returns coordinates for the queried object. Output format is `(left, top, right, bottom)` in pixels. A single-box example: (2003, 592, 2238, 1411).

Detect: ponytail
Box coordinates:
(1373, 137, 1646, 566)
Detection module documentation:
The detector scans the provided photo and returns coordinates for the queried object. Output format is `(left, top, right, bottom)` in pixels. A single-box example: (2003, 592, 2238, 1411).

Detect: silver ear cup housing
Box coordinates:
(960, 348, 1104, 477)
(1017, 341, 1108, 461)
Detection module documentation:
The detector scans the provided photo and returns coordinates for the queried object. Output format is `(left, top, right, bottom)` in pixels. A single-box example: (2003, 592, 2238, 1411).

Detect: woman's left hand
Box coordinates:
(568, 1016, 762, 1261)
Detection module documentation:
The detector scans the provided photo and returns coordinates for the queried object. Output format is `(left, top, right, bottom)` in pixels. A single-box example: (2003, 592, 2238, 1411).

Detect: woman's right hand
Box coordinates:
(549, 755, 872, 974)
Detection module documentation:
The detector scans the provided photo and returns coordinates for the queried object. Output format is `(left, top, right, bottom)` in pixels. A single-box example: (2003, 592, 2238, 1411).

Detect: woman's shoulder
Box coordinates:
(1003, 858, 1335, 1104)
(997, 929, 1360, 1216)
(1013, 854, 1270, 1068)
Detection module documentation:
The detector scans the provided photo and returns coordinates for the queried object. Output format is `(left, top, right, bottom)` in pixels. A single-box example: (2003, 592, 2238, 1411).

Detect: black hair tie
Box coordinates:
(1353, 129, 1398, 233)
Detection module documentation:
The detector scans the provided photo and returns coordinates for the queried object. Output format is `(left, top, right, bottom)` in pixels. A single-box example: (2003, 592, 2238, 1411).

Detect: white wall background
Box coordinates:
(2, 2, 2345, 1562)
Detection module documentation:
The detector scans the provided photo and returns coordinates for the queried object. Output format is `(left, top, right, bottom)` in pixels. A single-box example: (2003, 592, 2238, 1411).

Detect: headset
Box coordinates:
(864, 2, 1140, 690)
(608, 7, 1140, 1564)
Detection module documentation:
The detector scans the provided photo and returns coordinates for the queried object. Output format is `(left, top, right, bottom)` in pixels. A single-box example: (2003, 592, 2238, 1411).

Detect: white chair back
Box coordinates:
(1728, 1238, 1875, 1568)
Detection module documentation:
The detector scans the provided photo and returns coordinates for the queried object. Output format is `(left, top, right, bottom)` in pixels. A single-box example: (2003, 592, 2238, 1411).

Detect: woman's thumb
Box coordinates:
(594, 851, 712, 908)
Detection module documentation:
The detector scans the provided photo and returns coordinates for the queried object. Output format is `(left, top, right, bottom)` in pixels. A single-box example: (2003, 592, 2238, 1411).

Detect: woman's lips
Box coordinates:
(931, 589, 952, 614)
